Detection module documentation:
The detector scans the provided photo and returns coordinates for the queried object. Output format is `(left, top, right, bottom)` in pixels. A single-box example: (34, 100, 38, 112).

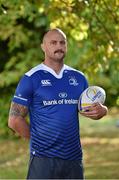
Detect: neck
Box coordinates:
(43, 59, 64, 74)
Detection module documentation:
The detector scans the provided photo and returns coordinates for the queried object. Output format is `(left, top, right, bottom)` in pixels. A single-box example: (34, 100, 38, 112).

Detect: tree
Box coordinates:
(0, 0, 119, 134)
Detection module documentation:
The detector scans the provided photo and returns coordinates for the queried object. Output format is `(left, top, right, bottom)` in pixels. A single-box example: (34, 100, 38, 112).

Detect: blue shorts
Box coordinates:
(27, 155, 84, 179)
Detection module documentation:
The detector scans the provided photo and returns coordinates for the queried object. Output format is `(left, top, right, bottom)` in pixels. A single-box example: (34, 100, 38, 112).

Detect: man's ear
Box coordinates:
(41, 43, 45, 52)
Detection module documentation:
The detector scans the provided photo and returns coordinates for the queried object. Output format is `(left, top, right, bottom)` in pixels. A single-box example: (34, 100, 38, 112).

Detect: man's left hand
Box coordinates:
(80, 103, 108, 120)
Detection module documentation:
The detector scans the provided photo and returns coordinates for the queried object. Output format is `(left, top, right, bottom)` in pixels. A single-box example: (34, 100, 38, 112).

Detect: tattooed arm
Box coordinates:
(8, 102, 30, 139)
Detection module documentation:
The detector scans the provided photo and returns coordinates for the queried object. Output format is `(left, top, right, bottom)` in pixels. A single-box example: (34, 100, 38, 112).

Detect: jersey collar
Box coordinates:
(41, 63, 67, 79)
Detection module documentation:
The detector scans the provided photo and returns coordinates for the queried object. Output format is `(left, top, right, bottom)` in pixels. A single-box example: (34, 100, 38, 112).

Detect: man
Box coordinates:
(8, 28, 108, 179)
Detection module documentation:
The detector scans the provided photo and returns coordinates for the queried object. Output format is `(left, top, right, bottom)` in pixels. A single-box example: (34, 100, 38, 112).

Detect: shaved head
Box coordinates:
(43, 28, 67, 43)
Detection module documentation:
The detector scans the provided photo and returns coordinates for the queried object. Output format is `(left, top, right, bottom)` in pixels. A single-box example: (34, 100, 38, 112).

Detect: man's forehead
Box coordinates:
(43, 29, 67, 42)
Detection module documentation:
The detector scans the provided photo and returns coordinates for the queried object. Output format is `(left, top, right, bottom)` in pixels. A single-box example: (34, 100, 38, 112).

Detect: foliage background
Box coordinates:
(0, 0, 119, 134)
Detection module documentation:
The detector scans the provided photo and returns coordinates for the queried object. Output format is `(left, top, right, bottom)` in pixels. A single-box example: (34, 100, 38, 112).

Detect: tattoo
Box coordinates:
(9, 102, 28, 118)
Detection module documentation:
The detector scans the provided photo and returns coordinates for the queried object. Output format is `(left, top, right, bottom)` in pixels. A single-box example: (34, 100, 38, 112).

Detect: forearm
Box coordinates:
(8, 102, 30, 139)
(8, 117, 30, 139)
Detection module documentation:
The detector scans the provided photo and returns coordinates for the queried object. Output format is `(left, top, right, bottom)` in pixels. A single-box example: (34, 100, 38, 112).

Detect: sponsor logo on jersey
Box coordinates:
(59, 92, 67, 98)
(43, 99, 78, 106)
(69, 77, 78, 86)
(41, 79, 52, 86)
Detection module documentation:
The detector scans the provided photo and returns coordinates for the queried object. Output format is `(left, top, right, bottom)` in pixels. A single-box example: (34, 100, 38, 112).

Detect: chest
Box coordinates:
(32, 73, 84, 102)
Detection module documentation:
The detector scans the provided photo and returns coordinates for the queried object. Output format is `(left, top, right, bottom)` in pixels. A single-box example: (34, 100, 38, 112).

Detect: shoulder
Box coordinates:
(25, 64, 43, 77)
(64, 65, 88, 85)
(64, 64, 85, 77)
(18, 64, 44, 87)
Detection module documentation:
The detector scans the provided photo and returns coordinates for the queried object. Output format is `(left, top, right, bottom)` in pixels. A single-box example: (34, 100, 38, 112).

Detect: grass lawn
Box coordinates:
(0, 110, 119, 179)
(0, 138, 29, 179)
(80, 110, 119, 179)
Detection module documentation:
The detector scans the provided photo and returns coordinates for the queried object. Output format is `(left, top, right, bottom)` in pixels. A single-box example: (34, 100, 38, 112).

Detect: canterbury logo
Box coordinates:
(41, 80, 52, 86)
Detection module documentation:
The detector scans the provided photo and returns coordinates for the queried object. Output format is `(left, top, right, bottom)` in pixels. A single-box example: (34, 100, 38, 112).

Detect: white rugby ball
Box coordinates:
(78, 86, 106, 111)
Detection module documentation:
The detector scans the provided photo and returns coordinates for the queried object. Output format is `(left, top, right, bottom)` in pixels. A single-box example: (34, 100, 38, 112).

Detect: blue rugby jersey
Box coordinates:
(12, 63, 88, 160)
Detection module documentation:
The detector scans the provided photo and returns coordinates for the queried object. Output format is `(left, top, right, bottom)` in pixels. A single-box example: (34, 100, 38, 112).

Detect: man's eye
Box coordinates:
(60, 41, 65, 45)
(51, 41, 57, 45)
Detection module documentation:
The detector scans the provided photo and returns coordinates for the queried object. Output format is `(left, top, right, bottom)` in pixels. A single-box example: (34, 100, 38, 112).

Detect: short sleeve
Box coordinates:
(12, 75, 33, 107)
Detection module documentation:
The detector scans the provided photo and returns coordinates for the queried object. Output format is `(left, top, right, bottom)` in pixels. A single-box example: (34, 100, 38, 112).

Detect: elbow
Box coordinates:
(8, 118, 16, 131)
